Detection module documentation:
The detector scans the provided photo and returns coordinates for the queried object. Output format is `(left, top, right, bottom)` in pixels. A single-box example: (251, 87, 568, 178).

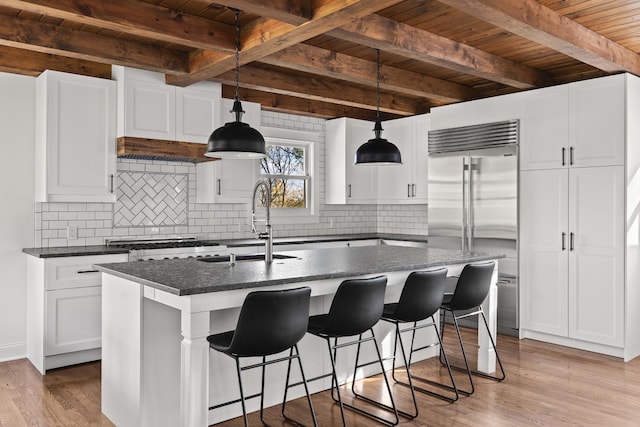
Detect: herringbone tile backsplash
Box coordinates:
(114, 172, 188, 227)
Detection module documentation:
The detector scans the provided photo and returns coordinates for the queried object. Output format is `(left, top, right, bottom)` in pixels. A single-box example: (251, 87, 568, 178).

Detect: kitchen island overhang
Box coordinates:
(96, 246, 504, 427)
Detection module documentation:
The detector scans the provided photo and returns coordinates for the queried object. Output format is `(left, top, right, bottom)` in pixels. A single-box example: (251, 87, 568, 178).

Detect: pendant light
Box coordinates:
(354, 49, 402, 165)
(205, 9, 266, 159)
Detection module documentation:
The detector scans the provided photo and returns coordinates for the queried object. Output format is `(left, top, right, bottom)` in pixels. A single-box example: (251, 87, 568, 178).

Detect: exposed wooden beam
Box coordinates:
(211, 0, 312, 25)
(0, 46, 111, 79)
(0, 13, 189, 74)
(167, 0, 406, 86)
(437, 0, 640, 75)
(0, 0, 236, 53)
(223, 85, 398, 121)
(213, 65, 427, 116)
(330, 14, 554, 89)
(260, 43, 477, 102)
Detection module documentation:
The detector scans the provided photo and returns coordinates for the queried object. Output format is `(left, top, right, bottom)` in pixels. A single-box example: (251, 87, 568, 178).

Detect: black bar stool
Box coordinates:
(207, 286, 317, 427)
(439, 262, 506, 396)
(304, 276, 399, 426)
(379, 268, 458, 419)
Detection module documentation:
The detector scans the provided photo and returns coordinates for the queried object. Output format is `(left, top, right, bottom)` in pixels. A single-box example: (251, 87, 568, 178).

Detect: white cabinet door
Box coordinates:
(569, 75, 625, 168)
(412, 114, 429, 201)
(346, 120, 378, 203)
(520, 85, 569, 171)
(195, 98, 259, 203)
(125, 77, 175, 140)
(377, 117, 413, 202)
(568, 166, 624, 346)
(36, 70, 116, 203)
(45, 286, 102, 356)
(175, 84, 220, 144)
(519, 169, 569, 337)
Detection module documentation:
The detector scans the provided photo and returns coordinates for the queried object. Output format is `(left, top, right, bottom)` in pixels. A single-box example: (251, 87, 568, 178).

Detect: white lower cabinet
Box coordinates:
(520, 165, 627, 354)
(27, 253, 128, 374)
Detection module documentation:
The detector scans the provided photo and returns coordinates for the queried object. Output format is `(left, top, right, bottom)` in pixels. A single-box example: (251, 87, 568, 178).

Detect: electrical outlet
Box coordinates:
(67, 226, 78, 240)
(329, 218, 334, 228)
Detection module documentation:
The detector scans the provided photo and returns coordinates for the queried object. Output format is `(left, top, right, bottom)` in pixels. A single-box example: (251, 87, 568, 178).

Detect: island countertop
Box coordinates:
(95, 246, 503, 296)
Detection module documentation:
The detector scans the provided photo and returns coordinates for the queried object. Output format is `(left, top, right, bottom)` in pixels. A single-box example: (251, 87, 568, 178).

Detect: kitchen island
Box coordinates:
(96, 246, 503, 427)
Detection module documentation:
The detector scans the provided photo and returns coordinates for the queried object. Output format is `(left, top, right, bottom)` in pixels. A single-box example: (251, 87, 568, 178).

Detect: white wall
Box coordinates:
(0, 73, 35, 361)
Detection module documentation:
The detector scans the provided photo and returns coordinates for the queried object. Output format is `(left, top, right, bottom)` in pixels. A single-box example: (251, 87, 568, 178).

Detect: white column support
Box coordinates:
(477, 265, 498, 374)
(180, 311, 210, 427)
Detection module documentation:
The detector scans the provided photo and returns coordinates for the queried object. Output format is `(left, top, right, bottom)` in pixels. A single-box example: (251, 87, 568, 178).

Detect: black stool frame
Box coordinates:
(439, 263, 506, 396)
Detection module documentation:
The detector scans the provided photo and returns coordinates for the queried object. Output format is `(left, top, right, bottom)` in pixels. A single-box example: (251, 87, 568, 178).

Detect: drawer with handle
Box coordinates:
(45, 254, 128, 291)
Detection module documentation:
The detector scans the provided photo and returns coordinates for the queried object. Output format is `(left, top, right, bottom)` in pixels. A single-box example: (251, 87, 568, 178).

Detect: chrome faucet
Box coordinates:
(251, 180, 273, 263)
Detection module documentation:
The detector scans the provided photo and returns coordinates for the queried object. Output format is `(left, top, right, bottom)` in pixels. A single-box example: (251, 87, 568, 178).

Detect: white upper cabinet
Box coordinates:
(325, 118, 378, 204)
(569, 74, 625, 168)
(520, 74, 625, 170)
(520, 85, 569, 171)
(195, 98, 259, 203)
(35, 70, 116, 203)
(377, 114, 429, 203)
(113, 66, 220, 144)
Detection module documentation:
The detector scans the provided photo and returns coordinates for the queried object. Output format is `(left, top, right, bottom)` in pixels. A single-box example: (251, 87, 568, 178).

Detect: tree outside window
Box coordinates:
(259, 144, 308, 208)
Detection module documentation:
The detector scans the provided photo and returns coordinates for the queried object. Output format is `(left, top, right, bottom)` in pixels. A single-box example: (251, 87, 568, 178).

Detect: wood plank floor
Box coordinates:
(1, 328, 639, 426)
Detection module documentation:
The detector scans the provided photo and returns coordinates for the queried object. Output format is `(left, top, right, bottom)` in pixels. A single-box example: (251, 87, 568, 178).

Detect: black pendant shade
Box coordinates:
(354, 49, 402, 165)
(355, 119, 402, 165)
(206, 100, 266, 159)
(205, 9, 266, 159)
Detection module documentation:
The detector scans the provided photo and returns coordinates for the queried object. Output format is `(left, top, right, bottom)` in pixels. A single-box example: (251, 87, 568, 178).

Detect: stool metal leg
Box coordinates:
(234, 357, 250, 427)
(325, 337, 348, 427)
(282, 345, 318, 427)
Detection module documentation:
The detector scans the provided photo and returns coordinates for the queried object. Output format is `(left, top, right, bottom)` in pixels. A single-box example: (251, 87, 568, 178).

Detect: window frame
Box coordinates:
(258, 126, 320, 224)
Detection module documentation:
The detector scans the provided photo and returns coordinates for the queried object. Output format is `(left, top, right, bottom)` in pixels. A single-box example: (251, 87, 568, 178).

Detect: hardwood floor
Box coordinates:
(2, 329, 639, 426)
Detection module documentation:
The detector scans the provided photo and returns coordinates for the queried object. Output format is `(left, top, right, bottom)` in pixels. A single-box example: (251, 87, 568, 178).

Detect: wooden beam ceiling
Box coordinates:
(0, 0, 236, 53)
(166, 0, 407, 86)
(260, 43, 478, 103)
(212, 0, 313, 26)
(437, 0, 640, 75)
(212, 65, 427, 115)
(0, 45, 111, 79)
(329, 14, 554, 89)
(0, 12, 189, 74)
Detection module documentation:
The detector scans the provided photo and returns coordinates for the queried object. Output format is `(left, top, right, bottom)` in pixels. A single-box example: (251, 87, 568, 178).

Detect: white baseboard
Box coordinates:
(0, 341, 26, 362)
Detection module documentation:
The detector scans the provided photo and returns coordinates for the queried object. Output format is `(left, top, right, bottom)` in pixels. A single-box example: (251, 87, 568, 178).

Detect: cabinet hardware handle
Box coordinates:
(110, 174, 114, 194)
(348, 184, 352, 198)
(412, 183, 416, 197)
(562, 147, 566, 166)
(217, 179, 221, 196)
(570, 147, 574, 165)
(570, 232, 574, 251)
(408, 184, 411, 198)
(561, 232, 566, 251)
(77, 269, 99, 274)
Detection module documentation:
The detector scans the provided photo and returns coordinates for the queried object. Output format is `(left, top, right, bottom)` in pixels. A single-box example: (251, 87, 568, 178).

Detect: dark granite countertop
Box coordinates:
(22, 245, 129, 258)
(23, 233, 428, 258)
(95, 246, 503, 296)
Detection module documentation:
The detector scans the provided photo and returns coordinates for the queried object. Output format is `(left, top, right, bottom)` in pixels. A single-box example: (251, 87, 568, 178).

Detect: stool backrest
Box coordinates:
(229, 286, 311, 357)
(394, 268, 448, 322)
(322, 276, 387, 337)
(448, 262, 495, 311)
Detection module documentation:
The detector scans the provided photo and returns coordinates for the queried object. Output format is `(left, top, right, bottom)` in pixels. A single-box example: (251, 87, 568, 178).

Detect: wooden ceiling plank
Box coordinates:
(211, 0, 313, 25)
(260, 43, 478, 102)
(329, 14, 553, 89)
(438, 0, 640, 75)
(0, 45, 111, 78)
(0, 0, 236, 53)
(0, 13, 189, 74)
(166, 0, 407, 86)
(223, 85, 395, 120)
(212, 65, 426, 115)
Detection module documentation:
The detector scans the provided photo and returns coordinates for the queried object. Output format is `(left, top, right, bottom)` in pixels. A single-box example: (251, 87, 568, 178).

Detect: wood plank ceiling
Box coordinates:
(1, 0, 639, 121)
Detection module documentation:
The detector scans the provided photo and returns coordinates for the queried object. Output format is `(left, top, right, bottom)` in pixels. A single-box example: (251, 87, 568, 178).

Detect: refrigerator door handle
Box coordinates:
(562, 232, 566, 251)
(461, 157, 468, 252)
(468, 158, 475, 252)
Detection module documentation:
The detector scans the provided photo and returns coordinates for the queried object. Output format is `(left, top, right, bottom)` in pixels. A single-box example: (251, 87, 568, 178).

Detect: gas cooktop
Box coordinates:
(106, 238, 221, 251)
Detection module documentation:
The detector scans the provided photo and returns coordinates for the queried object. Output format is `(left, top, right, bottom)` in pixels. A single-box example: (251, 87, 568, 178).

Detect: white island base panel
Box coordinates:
(101, 264, 498, 427)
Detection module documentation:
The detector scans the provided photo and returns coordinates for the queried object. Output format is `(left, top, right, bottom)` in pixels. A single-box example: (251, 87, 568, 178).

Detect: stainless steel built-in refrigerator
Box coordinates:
(427, 120, 519, 335)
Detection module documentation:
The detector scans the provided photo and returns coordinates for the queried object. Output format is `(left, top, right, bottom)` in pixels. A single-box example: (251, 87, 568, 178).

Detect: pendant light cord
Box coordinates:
(376, 48, 381, 122)
(234, 9, 240, 102)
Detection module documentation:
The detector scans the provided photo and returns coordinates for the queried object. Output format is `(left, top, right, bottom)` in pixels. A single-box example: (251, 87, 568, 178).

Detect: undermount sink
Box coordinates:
(197, 254, 297, 263)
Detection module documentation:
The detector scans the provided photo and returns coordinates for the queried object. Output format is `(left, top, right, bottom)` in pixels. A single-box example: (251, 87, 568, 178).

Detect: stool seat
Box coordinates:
(206, 331, 235, 354)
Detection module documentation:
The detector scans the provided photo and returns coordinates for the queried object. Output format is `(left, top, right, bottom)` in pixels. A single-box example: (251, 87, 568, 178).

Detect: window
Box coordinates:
(257, 127, 319, 224)
(260, 144, 308, 209)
